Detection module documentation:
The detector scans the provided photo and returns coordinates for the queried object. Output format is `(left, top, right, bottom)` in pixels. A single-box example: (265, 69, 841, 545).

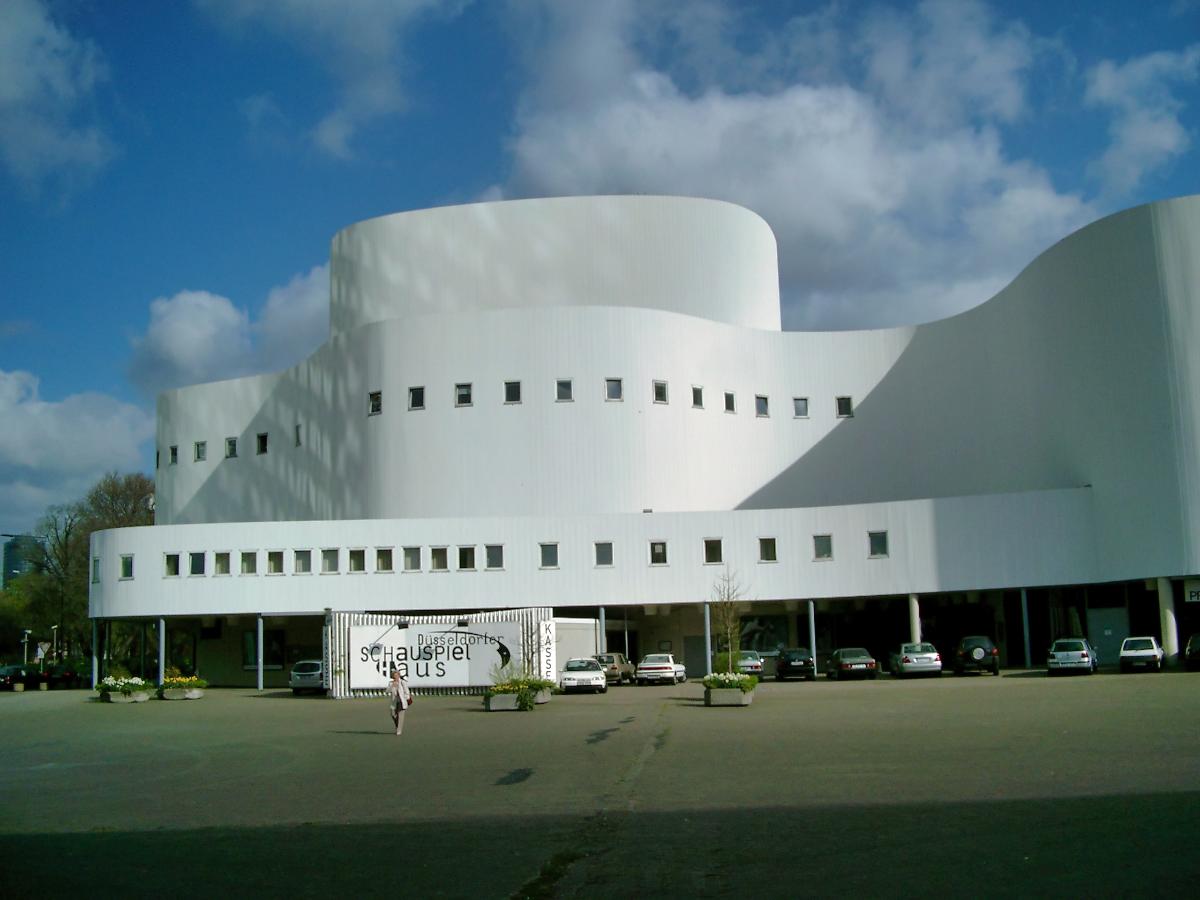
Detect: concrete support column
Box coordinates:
(808, 600, 818, 677)
(1158, 577, 1179, 662)
(703, 602, 712, 676)
(256, 614, 264, 691)
(908, 594, 921, 644)
(157, 618, 166, 685)
(91, 619, 99, 689)
(598, 607, 607, 653)
(1021, 589, 1032, 669)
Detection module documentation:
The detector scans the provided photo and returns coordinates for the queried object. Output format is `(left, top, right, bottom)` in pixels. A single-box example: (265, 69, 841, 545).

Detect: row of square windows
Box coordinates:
(96, 532, 891, 582)
(158, 380, 856, 466)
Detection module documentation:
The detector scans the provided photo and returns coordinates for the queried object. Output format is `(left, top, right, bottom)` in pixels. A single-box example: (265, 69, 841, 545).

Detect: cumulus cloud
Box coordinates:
(1085, 44, 1200, 197)
(196, 0, 451, 158)
(493, 0, 1091, 330)
(0, 369, 153, 534)
(0, 0, 114, 197)
(127, 265, 329, 396)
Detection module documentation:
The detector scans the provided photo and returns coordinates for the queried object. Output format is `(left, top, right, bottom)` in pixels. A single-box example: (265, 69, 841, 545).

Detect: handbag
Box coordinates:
(406, 693, 415, 706)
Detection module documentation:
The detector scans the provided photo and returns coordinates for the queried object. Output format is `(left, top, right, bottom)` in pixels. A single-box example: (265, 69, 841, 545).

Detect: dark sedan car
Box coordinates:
(953, 635, 1000, 675)
(775, 648, 816, 681)
(0, 665, 34, 690)
(825, 647, 878, 680)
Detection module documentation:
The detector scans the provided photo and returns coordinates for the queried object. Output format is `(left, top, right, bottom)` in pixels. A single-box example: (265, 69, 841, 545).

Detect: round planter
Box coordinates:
(534, 689, 551, 705)
(160, 688, 189, 700)
(13, 683, 24, 693)
(485, 693, 521, 711)
(102, 692, 135, 703)
(704, 687, 754, 707)
(38, 682, 48, 691)
(185, 688, 205, 700)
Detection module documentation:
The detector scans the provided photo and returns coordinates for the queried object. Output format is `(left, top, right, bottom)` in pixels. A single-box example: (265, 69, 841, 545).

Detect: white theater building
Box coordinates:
(89, 194, 1200, 692)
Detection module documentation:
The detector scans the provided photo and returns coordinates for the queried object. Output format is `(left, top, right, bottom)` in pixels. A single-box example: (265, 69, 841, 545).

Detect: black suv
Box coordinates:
(953, 636, 1000, 675)
(774, 648, 816, 681)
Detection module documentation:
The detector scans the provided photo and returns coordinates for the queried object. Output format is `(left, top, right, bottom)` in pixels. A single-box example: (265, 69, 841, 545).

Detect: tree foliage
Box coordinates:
(710, 567, 746, 674)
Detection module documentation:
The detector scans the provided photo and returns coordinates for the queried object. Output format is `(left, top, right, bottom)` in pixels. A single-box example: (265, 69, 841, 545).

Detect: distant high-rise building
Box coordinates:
(2, 535, 40, 588)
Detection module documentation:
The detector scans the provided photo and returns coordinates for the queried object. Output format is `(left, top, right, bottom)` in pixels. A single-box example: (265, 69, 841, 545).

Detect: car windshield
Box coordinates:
(739, 651, 760, 659)
(783, 650, 808, 660)
(1124, 638, 1153, 650)
(565, 659, 600, 671)
(596, 655, 614, 663)
(962, 637, 992, 648)
(292, 662, 320, 674)
(642, 654, 670, 664)
(841, 648, 870, 658)
(1053, 640, 1085, 652)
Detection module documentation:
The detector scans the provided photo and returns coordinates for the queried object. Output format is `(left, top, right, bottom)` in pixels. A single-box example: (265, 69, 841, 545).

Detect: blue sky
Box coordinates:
(1, 0, 1198, 535)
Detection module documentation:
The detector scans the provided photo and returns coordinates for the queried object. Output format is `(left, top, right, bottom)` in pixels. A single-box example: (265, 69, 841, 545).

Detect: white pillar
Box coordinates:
(256, 614, 264, 691)
(1158, 577, 1179, 662)
(598, 607, 607, 653)
(703, 602, 712, 676)
(157, 618, 166, 685)
(908, 594, 921, 644)
(1021, 589, 1032, 668)
(91, 619, 99, 689)
(808, 600, 818, 676)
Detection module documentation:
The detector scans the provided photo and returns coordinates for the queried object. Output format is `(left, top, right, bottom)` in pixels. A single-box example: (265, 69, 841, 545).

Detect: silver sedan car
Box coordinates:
(889, 642, 942, 677)
(1047, 638, 1099, 675)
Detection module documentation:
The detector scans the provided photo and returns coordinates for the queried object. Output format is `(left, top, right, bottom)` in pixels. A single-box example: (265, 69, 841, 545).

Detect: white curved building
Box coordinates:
(90, 194, 1200, 688)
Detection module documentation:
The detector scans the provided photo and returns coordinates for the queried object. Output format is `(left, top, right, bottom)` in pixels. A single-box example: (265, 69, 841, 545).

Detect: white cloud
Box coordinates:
(1085, 45, 1200, 197)
(0, 0, 114, 196)
(127, 265, 330, 395)
(494, 0, 1092, 330)
(0, 370, 153, 534)
(196, 0, 450, 158)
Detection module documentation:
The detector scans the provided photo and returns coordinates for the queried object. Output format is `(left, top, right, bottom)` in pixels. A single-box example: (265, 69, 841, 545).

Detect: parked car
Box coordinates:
(1119, 636, 1164, 673)
(593, 652, 635, 685)
(736, 650, 764, 677)
(826, 647, 878, 680)
(1046, 638, 1099, 675)
(774, 648, 816, 681)
(953, 636, 1000, 675)
(889, 642, 942, 677)
(635, 653, 687, 685)
(0, 664, 34, 691)
(46, 659, 86, 689)
(1185, 634, 1200, 672)
(560, 657, 608, 693)
(288, 659, 326, 695)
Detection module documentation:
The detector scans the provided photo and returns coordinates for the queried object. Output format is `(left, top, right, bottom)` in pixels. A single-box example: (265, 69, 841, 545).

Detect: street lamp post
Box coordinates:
(21, 629, 32, 665)
(51, 625, 59, 660)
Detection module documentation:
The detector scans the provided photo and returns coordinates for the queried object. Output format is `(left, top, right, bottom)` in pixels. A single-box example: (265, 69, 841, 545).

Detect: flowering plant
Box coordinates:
(161, 674, 208, 690)
(96, 675, 155, 696)
(483, 664, 556, 710)
(701, 672, 758, 693)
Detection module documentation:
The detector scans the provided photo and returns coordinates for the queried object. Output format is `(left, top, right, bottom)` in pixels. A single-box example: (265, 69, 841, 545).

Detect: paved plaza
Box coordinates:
(2, 672, 1199, 898)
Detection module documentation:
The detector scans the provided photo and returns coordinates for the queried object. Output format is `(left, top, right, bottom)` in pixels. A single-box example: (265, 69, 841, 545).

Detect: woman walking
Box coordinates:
(387, 668, 413, 736)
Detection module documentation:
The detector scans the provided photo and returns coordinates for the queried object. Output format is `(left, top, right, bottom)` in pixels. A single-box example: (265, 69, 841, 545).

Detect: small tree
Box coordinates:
(710, 567, 745, 673)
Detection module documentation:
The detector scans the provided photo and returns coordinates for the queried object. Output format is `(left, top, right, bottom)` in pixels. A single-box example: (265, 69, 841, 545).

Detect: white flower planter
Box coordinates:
(485, 693, 521, 711)
(102, 691, 150, 703)
(704, 687, 754, 707)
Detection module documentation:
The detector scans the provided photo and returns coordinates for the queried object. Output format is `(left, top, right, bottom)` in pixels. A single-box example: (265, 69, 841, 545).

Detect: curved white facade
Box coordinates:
(92, 194, 1200, 676)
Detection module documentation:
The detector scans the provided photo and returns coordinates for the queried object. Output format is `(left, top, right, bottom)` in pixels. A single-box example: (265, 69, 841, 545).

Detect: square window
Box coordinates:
(485, 544, 504, 570)
(241, 551, 258, 575)
(653, 380, 668, 404)
(349, 548, 366, 572)
(431, 547, 448, 571)
(458, 546, 476, 570)
(169, 445, 178, 465)
(649, 540, 668, 565)
(813, 534, 833, 560)
(91, 557, 100, 583)
(692, 386, 703, 408)
(755, 395, 769, 417)
(455, 383, 473, 407)
(409, 386, 425, 410)
(605, 378, 623, 401)
(164, 553, 180, 577)
(292, 550, 310, 574)
(267, 550, 284, 574)
(295, 423, 303, 446)
(120, 554, 134, 579)
(189, 552, 205, 576)
(594, 541, 613, 567)
(703, 538, 723, 564)
(793, 397, 809, 418)
(215, 552, 231, 575)
(256, 432, 268, 455)
(836, 396, 854, 417)
(540, 542, 559, 569)
(376, 548, 393, 572)
(556, 379, 573, 402)
(368, 391, 383, 416)
(225, 437, 238, 458)
(724, 391, 736, 413)
(504, 381, 521, 404)
(869, 531, 889, 558)
(403, 546, 422, 571)
(758, 537, 777, 563)
(194, 441, 207, 462)
(320, 548, 338, 573)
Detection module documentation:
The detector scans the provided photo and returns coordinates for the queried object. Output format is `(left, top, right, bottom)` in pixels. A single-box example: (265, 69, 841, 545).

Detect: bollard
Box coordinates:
(39, 682, 48, 691)
(13, 683, 24, 693)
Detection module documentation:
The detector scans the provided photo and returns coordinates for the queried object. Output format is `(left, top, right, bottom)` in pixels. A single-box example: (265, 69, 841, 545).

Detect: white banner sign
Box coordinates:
(348, 622, 524, 689)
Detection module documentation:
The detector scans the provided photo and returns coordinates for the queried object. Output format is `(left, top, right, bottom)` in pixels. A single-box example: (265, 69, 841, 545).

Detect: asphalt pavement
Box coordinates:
(1, 671, 1198, 898)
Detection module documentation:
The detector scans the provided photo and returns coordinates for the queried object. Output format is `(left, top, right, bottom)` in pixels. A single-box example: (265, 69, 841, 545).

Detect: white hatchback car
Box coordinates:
(1119, 636, 1164, 673)
(1046, 638, 1098, 675)
(559, 657, 608, 693)
(288, 659, 325, 695)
